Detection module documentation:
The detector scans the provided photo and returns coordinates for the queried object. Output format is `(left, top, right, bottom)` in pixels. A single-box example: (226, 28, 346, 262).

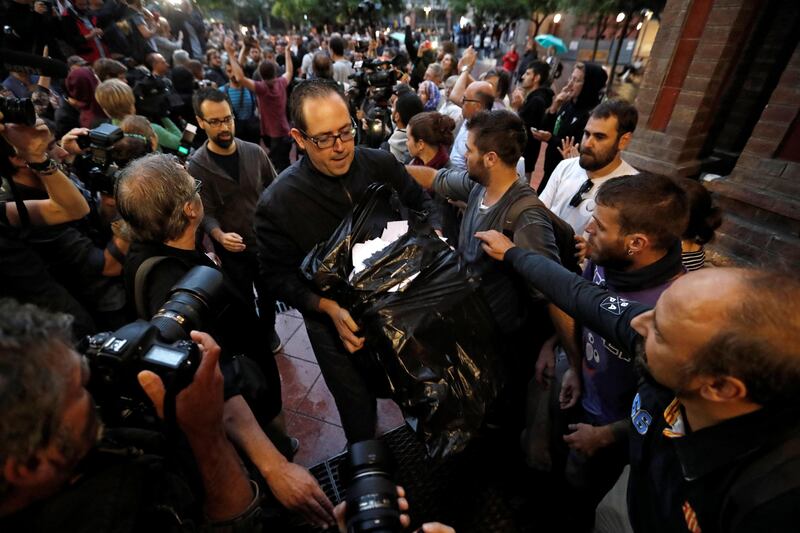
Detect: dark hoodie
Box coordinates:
(539, 62, 608, 191)
(518, 85, 555, 174)
(64, 67, 107, 129)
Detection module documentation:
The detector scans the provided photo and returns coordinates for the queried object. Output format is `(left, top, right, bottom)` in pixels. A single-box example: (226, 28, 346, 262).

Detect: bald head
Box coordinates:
(662, 268, 800, 406)
(463, 81, 495, 120)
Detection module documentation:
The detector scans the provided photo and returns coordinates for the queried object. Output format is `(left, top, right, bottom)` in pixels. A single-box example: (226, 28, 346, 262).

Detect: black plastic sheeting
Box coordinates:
(301, 184, 504, 459)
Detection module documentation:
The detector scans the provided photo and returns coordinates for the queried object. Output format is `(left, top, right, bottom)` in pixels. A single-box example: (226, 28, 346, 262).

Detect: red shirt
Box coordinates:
(502, 50, 519, 73)
(254, 77, 290, 138)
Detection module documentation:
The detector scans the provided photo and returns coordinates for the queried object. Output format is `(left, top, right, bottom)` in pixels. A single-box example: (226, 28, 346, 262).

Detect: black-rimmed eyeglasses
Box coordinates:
(297, 124, 357, 149)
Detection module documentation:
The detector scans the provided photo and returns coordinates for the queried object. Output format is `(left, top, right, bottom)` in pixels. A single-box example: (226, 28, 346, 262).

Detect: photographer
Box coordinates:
(116, 153, 336, 528)
(0, 299, 258, 530)
(475, 230, 800, 533)
(0, 116, 95, 336)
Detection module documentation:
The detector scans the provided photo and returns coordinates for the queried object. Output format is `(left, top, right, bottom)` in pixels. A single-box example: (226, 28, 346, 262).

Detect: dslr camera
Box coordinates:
(0, 95, 36, 126)
(73, 123, 152, 195)
(344, 439, 402, 533)
(82, 266, 223, 423)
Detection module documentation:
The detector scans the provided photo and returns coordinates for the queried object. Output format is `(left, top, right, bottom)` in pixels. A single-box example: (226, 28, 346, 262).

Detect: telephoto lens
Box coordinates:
(344, 440, 402, 533)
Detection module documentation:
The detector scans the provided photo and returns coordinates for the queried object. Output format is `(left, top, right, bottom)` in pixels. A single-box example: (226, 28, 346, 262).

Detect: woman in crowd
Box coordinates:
(533, 62, 608, 193)
(406, 111, 460, 242)
(94, 78, 181, 151)
(674, 177, 723, 271)
(55, 66, 106, 138)
(417, 80, 441, 112)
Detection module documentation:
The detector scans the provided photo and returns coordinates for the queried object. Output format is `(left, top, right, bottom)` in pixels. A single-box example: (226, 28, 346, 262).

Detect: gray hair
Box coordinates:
(0, 299, 74, 498)
(172, 49, 190, 67)
(426, 63, 444, 82)
(115, 153, 196, 243)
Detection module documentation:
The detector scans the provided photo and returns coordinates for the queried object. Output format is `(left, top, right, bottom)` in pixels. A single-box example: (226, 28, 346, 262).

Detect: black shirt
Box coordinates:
(207, 148, 240, 183)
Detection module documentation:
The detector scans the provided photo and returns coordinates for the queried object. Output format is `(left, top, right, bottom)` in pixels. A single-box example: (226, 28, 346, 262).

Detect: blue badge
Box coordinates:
(630, 393, 653, 435)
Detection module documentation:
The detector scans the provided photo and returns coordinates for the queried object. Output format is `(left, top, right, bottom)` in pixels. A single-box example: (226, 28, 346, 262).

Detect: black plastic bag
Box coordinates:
(300, 184, 504, 458)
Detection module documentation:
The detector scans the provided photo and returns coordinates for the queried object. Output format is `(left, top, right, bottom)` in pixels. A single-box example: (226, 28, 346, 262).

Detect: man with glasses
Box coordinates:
(254, 79, 439, 444)
(449, 81, 495, 171)
(188, 87, 283, 354)
(539, 99, 639, 235)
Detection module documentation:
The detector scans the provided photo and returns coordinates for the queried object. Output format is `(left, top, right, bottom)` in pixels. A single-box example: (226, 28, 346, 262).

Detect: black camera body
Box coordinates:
(83, 266, 224, 424)
(344, 440, 402, 533)
(74, 123, 125, 195)
(0, 96, 36, 126)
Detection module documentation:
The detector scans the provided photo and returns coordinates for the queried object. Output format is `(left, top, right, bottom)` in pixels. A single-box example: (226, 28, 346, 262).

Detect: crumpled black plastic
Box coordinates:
(300, 184, 503, 458)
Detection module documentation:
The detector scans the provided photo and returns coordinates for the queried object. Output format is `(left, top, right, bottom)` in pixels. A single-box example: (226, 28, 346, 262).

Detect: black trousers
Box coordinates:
(215, 247, 276, 339)
(304, 313, 377, 443)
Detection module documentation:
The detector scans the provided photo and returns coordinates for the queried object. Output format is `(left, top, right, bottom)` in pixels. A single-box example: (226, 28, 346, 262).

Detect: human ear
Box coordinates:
(700, 376, 749, 403)
(289, 128, 306, 151)
(627, 233, 649, 255)
(618, 131, 633, 151)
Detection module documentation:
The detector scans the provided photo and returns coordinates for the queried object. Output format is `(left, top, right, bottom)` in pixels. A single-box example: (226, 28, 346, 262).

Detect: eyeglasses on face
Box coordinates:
(202, 115, 234, 127)
(297, 124, 357, 149)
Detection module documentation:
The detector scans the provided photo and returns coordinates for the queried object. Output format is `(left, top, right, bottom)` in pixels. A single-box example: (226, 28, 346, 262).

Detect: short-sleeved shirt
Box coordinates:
(254, 76, 290, 138)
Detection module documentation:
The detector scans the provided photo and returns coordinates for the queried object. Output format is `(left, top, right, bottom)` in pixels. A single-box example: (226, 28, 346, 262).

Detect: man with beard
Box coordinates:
(540, 99, 638, 235)
(0, 300, 260, 530)
(475, 232, 800, 533)
(406, 109, 571, 433)
(529, 173, 689, 532)
(187, 88, 282, 353)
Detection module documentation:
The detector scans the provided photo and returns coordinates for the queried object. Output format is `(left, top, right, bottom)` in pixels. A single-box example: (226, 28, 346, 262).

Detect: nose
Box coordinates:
(630, 310, 651, 337)
(332, 135, 345, 152)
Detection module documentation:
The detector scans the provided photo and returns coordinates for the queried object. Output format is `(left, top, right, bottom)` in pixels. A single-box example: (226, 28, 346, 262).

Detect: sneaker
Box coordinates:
(270, 331, 283, 354)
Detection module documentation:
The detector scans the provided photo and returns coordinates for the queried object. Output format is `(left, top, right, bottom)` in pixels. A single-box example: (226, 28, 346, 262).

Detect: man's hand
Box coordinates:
(138, 331, 225, 439)
(563, 423, 613, 457)
(474, 230, 515, 261)
(510, 88, 525, 110)
(1, 119, 51, 162)
(558, 136, 579, 159)
(457, 46, 476, 71)
(264, 462, 336, 529)
(530, 127, 552, 142)
(60, 128, 89, 155)
(574, 234, 588, 263)
(217, 231, 246, 252)
(559, 367, 581, 410)
(320, 298, 364, 353)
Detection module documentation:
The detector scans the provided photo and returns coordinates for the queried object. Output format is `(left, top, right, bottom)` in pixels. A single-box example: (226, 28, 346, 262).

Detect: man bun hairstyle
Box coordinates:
(595, 172, 689, 251)
(466, 110, 526, 166)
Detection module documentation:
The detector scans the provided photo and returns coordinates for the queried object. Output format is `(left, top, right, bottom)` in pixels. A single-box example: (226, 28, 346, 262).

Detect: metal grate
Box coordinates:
(289, 424, 523, 533)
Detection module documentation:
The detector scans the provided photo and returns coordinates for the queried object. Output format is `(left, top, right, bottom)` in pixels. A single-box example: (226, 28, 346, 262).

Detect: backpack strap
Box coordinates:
(501, 189, 581, 274)
(134, 256, 171, 319)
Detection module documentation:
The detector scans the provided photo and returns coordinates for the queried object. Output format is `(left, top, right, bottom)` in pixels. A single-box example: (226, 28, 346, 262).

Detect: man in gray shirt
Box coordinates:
(406, 109, 576, 431)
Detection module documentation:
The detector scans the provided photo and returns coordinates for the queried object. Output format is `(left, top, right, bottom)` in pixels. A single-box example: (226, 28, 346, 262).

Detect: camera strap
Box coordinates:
(2, 175, 32, 239)
(162, 379, 182, 442)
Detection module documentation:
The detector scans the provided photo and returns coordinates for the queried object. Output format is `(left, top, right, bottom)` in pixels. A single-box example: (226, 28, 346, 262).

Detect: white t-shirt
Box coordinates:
(332, 59, 353, 85)
(539, 157, 638, 235)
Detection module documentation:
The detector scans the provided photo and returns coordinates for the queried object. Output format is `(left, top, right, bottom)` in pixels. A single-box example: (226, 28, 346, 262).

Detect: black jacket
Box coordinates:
(518, 86, 554, 173)
(255, 147, 438, 314)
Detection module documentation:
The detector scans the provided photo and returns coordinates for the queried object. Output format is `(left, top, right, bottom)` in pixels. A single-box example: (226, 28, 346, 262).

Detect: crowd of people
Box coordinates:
(1, 0, 798, 531)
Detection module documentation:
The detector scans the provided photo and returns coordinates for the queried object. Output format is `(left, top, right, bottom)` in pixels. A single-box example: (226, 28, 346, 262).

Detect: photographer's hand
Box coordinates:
(334, 486, 411, 532)
(137, 331, 255, 521)
(60, 128, 89, 156)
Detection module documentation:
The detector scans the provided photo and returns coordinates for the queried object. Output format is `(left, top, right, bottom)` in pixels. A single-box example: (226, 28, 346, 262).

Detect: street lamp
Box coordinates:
(616, 12, 626, 23)
(553, 13, 562, 24)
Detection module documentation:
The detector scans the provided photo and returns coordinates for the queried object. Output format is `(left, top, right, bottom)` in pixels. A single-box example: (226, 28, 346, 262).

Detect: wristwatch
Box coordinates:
(26, 157, 60, 174)
(460, 65, 471, 74)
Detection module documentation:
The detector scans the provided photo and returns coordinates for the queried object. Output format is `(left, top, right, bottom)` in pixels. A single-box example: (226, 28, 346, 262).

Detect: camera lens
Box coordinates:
(150, 266, 224, 342)
(344, 440, 401, 533)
